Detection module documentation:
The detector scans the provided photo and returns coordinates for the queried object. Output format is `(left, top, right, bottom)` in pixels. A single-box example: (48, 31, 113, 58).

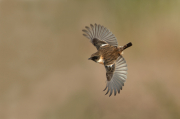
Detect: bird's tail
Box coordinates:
(118, 42, 132, 53)
(122, 42, 132, 50)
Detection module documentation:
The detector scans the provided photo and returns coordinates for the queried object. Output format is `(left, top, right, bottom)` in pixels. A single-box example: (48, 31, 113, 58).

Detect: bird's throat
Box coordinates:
(97, 56, 104, 64)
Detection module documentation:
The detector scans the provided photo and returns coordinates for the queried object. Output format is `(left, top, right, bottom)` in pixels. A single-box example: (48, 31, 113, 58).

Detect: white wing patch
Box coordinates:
(101, 44, 108, 47)
(106, 64, 114, 67)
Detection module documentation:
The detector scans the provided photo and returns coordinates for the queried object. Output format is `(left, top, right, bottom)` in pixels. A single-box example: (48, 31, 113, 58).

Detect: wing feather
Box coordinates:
(82, 24, 118, 50)
(113, 77, 122, 93)
(104, 56, 128, 96)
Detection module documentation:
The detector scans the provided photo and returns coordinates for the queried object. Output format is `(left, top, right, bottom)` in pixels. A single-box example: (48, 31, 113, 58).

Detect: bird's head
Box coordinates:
(88, 55, 100, 62)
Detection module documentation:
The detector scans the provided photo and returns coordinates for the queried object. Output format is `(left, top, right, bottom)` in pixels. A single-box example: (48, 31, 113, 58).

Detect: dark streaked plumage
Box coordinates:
(82, 23, 132, 97)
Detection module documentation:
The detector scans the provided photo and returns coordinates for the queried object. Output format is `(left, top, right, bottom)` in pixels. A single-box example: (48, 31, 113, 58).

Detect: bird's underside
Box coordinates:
(82, 23, 131, 97)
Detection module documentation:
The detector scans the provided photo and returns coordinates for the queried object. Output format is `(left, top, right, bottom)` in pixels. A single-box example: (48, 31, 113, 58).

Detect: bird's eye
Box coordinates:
(92, 56, 99, 60)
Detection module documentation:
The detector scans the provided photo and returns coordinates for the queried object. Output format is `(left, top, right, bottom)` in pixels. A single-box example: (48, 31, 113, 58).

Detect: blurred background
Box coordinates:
(0, 0, 180, 119)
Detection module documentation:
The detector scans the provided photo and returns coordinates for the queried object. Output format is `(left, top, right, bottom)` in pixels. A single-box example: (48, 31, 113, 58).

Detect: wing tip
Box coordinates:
(82, 29, 87, 32)
(103, 86, 107, 91)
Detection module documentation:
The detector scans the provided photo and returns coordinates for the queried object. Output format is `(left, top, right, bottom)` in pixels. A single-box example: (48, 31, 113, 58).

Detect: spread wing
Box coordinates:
(82, 23, 118, 50)
(104, 56, 128, 97)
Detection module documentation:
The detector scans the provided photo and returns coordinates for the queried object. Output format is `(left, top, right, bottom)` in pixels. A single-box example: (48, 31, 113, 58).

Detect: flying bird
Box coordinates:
(82, 24, 132, 97)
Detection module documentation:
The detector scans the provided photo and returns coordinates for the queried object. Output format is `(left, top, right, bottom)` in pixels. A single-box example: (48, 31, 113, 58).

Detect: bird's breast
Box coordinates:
(97, 56, 104, 64)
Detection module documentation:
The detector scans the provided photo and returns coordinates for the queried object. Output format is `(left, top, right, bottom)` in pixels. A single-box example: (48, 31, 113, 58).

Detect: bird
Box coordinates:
(82, 24, 132, 97)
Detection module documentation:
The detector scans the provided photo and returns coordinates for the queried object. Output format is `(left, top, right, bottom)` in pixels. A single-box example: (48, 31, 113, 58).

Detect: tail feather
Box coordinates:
(123, 42, 132, 50)
(118, 42, 132, 53)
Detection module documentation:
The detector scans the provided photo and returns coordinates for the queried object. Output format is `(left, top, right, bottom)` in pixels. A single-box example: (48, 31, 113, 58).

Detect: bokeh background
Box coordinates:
(0, 0, 180, 119)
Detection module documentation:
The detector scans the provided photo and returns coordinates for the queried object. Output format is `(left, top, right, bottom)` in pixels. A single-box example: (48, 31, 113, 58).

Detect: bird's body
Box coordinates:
(92, 44, 120, 65)
(82, 24, 132, 97)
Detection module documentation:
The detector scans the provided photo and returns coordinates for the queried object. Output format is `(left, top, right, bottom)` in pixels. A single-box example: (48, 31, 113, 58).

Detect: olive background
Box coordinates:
(0, 0, 180, 119)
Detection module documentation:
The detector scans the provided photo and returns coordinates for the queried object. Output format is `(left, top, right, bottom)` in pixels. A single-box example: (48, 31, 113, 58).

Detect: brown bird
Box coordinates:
(82, 24, 132, 97)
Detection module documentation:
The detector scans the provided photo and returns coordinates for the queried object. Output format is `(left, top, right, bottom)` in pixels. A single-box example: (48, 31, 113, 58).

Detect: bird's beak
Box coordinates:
(88, 57, 91, 60)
